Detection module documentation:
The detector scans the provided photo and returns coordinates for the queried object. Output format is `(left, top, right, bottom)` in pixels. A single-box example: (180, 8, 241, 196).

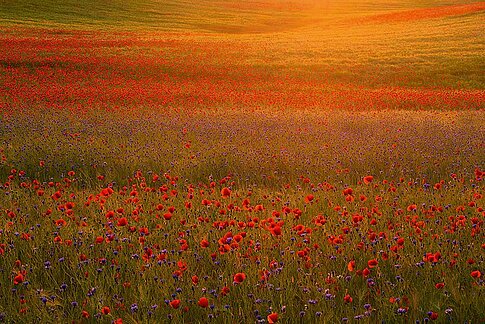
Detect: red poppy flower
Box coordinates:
(254, 204, 264, 211)
(117, 217, 128, 226)
(270, 225, 282, 236)
(221, 286, 230, 296)
(343, 188, 353, 196)
(51, 191, 62, 200)
(363, 175, 374, 184)
(233, 272, 246, 284)
(192, 275, 199, 285)
(368, 259, 378, 268)
(344, 294, 353, 303)
(13, 273, 23, 285)
(105, 210, 115, 219)
(407, 204, 417, 212)
(221, 187, 231, 198)
(471, 270, 481, 278)
(55, 219, 67, 227)
(101, 306, 110, 315)
(268, 312, 278, 323)
(200, 239, 210, 248)
(347, 260, 355, 272)
(304, 194, 314, 203)
(198, 297, 209, 308)
(169, 299, 181, 309)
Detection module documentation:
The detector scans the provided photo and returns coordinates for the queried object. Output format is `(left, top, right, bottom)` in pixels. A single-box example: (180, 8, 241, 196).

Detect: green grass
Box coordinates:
(1, 108, 483, 189)
(0, 1, 484, 322)
(1, 1, 484, 90)
(0, 0, 312, 32)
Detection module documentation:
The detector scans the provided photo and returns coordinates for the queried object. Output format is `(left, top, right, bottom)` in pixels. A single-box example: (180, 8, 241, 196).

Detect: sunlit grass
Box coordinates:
(0, 0, 484, 323)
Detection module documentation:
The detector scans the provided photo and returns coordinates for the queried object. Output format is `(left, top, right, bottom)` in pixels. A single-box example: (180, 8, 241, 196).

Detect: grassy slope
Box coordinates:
(1, 0, 483, 32)
(1, 0, 483, 89)
(0, 6, 483, 322)
(0, 0, 314, 31)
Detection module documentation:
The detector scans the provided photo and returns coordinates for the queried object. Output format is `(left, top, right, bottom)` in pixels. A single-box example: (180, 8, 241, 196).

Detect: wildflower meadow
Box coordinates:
(0, 0, 484, 323)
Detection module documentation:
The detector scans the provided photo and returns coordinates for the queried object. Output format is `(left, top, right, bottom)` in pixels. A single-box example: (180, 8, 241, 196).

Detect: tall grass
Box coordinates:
(0, 0, 484, 322)
(1, 109, 483, 187)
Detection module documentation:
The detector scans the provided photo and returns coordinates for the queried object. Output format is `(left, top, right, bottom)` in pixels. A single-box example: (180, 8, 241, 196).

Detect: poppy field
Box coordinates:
(0, 0, 484, 323)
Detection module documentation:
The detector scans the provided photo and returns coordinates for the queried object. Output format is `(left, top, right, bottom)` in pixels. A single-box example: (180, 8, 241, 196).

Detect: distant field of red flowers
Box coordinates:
(0, 0, 484, 323)
(1, 27, 484, 113)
